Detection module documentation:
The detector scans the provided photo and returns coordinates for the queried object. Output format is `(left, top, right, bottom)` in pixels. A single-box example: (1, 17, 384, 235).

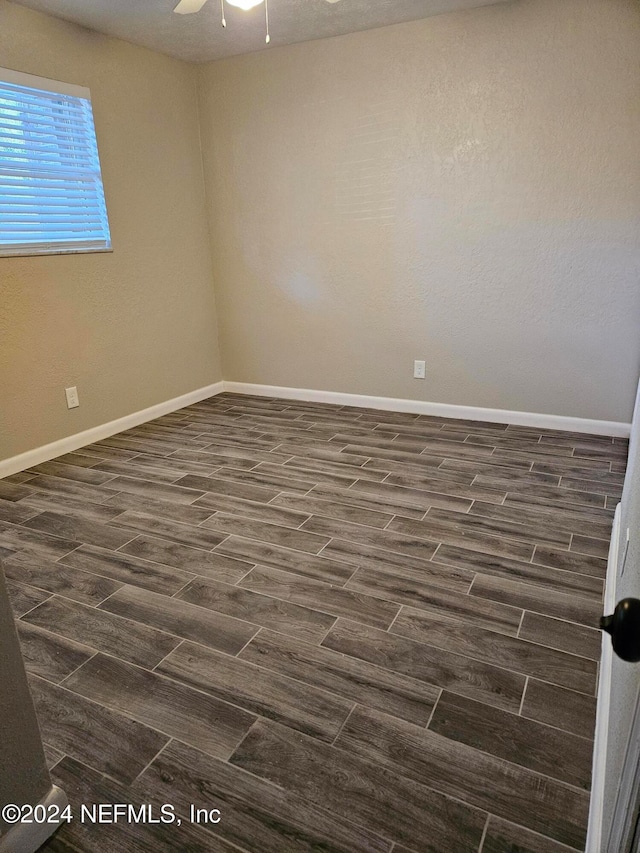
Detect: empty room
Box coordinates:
(0, 0, 639, 851)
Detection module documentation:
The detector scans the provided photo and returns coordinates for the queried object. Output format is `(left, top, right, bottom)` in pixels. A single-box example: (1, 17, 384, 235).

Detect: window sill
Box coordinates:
(0, 247, 114, 259)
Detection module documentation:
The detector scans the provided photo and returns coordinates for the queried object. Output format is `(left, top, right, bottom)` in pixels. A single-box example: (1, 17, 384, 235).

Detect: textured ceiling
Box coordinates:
(11, 0, 511, 63)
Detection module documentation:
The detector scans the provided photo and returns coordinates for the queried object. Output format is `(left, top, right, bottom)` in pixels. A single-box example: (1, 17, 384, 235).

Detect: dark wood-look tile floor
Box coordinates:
(0, 393, 627, 853)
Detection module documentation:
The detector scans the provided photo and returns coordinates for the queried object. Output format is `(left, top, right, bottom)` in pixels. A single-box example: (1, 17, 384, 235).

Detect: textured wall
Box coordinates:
(198, 0, 640, 422)
(0, 2, 221, 461)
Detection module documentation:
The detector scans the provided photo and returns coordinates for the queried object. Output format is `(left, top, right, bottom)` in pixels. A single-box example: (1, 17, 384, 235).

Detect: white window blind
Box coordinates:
(0, 68, 111, 256)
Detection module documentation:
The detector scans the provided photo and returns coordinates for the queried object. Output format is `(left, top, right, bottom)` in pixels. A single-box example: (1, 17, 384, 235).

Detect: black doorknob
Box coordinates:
(600, 598, 640, 662)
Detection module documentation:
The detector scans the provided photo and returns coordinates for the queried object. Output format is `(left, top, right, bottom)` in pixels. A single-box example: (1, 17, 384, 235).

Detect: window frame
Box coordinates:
(0, 67, 112, 259)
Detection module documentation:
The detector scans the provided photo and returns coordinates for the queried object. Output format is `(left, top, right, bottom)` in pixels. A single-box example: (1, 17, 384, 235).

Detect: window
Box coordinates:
(0, 68, 111, 257)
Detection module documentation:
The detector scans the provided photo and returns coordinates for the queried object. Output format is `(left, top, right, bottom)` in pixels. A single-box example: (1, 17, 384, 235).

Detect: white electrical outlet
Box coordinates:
(65, 386, 79, 409)
(413, 360, 426, 379)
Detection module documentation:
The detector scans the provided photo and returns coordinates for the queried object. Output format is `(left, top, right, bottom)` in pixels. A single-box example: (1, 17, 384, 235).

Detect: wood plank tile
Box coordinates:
(462, 435, 573, 456)
(277, 443, 373, 462)
(22, 511, 136, 550)
(91, 458, 187, 483)
(3, 552, 123, 605)
(322, 619, 526, 712)
(47, 756, 239, 853)
(469, 499, 613, 542)
(171, 445, 290, 469)
(429, 691, 593, 789)
(2, 471, 36, 484)
(407, 506, 572, 549)
(482, 815, 584, 853)
(349, 477, 474, 512)
(99, 433, 211, 454)
(5, 580, 51, 617)
(108, 510, 226, 551)
(308, 481, 427, 519)
(76, 443, 142, 461)
(133, 449, 231, 475)
(502, 486, 606, 513)
(533, 459, 622, 478)
(521, 679, 597, 740)
(389, 515, 534, 562)
(193, 492, 310, 528)
(229, 718, 487, 853)
(21, 474, 117, 504)
(99, 585, 258, 654)
(341, 443, 446, 467)
(573, 443, 627, 461)
(239, 629, 438, 726)
(103, 490, 215, 523)
(336, 705, 589, 849)
(0, 480, 36, 501)
(239, 565, 400, 629)
(470, 574, 602, 629)
(29, 460, 118, 485)
(101, 475, 206, 504)
(56, 450, 130, 467)
(491, 451, 612, 478)
(61, 544, 196, 595)
(28, 674, 169, 784)
(271, 492, 393, 529)
(136, 739, 392, 853)
(561, 476, 623, 499)
(177, 576, 336, 644)
(269, 443, 372, 467)
(173, 474, 280, 503)
(391, 608, 597, 694)
(0, 498, 40, 524)
(18, 491, 124, 522)
(538, 433, 616, 450)
(571, 534, 609, 558)
(384, 470, 507, 504)
(0, 520, 79, 560)
(157, 641, 353, 742)
(201, 513, 329, 554)
(363, 455, 477, 483)
(23, 595, 181, 669)
(215, 536, 355, 584)
(434, 544, 604, 598)
(519, 612, 601, 660)
(439, 457, 546, 479)
(65, 653, 256, 759)
(532, 545, 607, 578)
(120, 534, 253, 584)
(16, 621, 94, 683)
(214, 464, 322, 493)
(324, 538, 474, 591)
(345, 568, 521, 634)
(283, 455, 389, 483)
(301, 515, 439, 562)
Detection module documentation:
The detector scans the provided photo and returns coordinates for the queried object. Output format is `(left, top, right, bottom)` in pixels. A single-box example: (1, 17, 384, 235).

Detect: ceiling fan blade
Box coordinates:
(173, 0, 208, 14)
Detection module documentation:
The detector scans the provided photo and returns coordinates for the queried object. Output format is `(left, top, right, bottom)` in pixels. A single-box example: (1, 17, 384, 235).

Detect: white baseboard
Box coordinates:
(222, 382, 631, 438)
(585, 503, 620, 853)
(1, 379, 630, 479)
(0, 382, 224, 479)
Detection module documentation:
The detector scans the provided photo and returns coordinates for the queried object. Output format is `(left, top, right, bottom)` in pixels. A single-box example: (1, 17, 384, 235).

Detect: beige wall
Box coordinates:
(0, 1, 221, 460)
(198, 0, 640, 423)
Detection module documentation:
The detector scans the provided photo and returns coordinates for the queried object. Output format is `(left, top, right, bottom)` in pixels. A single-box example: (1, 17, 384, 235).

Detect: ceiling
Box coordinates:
(11, 0, 511, 63)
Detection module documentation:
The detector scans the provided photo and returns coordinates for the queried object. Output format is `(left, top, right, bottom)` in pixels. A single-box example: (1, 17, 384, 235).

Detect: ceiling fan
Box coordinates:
(173, 0, 343, 44)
